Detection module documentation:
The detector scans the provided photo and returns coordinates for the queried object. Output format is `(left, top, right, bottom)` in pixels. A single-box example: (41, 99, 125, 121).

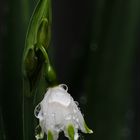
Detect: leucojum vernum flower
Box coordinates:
(22, 0, 93, 139)
(34, 84, 93, 140)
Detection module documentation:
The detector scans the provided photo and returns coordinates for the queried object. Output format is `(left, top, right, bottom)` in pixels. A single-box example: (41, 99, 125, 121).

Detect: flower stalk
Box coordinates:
(22, 0, 54, 140)
(22, 0, 92, 140)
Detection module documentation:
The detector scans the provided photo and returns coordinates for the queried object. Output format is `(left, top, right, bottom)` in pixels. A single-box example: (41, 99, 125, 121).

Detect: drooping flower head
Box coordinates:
(34, 84, 93, 140)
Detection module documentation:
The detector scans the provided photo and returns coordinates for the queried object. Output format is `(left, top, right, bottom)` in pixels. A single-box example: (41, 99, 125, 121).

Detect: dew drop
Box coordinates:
(34, 104, 41, 118)
(76, 118, 79, 123)
(59, 84, 68, 91)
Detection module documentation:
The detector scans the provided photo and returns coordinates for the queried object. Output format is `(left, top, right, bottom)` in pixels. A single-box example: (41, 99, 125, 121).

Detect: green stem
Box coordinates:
(35, 44, 57, 86)
(22, 0, 56, 139)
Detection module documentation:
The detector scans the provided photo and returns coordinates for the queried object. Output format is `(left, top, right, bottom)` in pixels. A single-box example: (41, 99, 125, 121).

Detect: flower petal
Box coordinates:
(84, 121, 93, 134)
(47, 130, 59, 140)
(64, 124, 79, 140)
(34, 84, 93, 140)
(35, 125, 44, 140)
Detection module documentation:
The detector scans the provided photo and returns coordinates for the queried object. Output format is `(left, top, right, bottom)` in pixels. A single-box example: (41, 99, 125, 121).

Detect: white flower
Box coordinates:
(34, 84, 93, 140)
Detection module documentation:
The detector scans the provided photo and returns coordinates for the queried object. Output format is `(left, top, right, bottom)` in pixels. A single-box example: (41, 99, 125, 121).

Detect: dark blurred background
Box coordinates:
(0, 0, 140, 140)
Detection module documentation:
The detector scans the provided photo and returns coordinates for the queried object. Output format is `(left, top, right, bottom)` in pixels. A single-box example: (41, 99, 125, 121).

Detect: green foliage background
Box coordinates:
(0, 0, 140, 140)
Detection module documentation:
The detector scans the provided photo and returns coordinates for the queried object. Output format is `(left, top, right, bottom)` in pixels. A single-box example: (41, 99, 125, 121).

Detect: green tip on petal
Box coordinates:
(67, 124, 75, 140)
(47, 130, 54, 140)
(84, 122, 93, 134)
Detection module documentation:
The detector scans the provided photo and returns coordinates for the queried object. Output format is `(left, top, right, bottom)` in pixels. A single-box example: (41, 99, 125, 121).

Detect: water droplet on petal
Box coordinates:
(34, 104, 41, 118)
(76, 118, 79, 122)
(59, 84, 68, 91)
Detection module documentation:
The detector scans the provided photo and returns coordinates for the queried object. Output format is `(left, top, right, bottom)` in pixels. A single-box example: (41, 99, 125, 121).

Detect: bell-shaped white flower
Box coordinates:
(34, 84, 93, 140)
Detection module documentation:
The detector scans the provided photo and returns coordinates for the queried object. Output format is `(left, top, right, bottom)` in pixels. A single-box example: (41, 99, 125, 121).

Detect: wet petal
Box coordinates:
(34, 84, 93, 140)
(64, 124, 79, 140)
(47, 130, 59, 140)
(35, 125, 44, 140)
(84, 121, 93, 134)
